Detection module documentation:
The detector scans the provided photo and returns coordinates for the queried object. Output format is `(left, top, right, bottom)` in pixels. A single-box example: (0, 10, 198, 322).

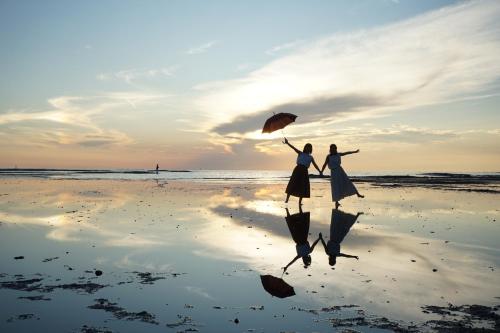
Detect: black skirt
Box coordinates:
(285, 164, 310, 198)
(286, 211, 310, 244)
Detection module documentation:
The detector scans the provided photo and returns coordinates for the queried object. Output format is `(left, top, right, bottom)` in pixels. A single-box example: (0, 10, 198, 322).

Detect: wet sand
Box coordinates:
(0, 178, 499, 332)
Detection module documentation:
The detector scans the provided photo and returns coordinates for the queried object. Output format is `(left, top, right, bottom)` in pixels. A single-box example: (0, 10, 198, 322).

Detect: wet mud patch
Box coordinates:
(421, 304, 500, 332)
(166, 315, 202, 330)
(18, 295, 51, 301)
(88, 298, 159, 325)
(0, 274, 108, 295)
(77, 325, 113, 333)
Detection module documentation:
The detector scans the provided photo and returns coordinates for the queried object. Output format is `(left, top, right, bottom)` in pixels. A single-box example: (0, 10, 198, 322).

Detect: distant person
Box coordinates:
(320, 144, 364, 208)
(156, 164, 159, 174)
(283, 207, 320, 272)
(319, 209, 362, 267)
(283, 137, 321, 206)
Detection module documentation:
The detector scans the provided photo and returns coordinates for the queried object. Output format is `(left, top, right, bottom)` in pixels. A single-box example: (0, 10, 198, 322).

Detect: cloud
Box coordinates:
(212, 94, 383, 135)
(0, 92, 169, 148)
(186, 40, 218, 55)
(97, 66, 178, 84)
(265, 39, 304, 55)
(195, 0, 500, 139)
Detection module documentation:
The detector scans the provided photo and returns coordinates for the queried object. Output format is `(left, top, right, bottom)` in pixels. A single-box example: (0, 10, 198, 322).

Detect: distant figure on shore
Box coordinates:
(283, 137, 321, 206)
(319, 209, 362, 266)
(156, 164, 159, 174)
(283, 207, 320, 272)
(320, 144, 364, 208)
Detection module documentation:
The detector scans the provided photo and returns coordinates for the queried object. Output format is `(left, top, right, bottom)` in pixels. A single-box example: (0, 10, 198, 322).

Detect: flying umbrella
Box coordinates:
(262, 113, 297, 134)
(260, 274, 296, 298)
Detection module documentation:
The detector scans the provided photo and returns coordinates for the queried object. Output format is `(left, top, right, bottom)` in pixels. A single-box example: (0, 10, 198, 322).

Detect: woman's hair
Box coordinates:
(328, 255, 337, 266)
(302, 255, 312, 267)
(303, 143, 313, 154)
(330, 144, 337, 154)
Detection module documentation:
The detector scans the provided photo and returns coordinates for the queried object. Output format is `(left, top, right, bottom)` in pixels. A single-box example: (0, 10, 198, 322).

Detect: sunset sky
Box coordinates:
(1, 0, 499, 171)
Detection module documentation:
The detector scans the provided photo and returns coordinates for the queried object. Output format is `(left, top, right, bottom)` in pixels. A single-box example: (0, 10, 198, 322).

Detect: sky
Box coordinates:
(1, 0, 499, 171)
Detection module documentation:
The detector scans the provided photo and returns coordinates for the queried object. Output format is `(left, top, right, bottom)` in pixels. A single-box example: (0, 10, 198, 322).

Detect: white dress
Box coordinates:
(328, 154, 357, 202)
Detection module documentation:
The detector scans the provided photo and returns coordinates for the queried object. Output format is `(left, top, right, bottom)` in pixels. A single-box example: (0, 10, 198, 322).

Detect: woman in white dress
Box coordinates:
(320, 144, 364, 208)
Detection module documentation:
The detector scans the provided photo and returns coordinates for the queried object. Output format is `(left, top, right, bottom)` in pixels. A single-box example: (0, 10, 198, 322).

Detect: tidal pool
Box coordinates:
(0, 178, 499, 332)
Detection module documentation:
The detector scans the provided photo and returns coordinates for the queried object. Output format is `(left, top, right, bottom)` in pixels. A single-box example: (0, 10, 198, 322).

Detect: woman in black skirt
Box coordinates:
(283, 138, 321, 206)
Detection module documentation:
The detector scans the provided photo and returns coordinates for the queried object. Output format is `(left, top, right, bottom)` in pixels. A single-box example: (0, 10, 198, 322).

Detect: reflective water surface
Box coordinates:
(0, 178, 499, 332)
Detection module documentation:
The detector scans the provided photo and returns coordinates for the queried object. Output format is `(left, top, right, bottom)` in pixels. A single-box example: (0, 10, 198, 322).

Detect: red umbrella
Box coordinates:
(260, 274, 296, 298)
(262, 113, 297, 134)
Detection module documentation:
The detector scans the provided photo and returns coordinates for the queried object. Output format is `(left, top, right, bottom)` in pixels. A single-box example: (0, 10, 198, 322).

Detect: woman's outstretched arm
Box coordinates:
(283, 137, 301, 154)
(319, 233, 328, 253)
(338, 253, 359, 260)
(310, 236, 321, 251)
(339, 149, 360, 156)
(311, 157, 321, 174)
(282, 255, 300, 272)
(320, 156, 328, 174)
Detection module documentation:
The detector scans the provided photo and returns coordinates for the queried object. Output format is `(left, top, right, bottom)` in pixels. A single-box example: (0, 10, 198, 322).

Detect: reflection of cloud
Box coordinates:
(194, 184, 500, 322)
(197, 1, 500, 141)
(185, 286, 215, 300)
(186, 40, 218, 55)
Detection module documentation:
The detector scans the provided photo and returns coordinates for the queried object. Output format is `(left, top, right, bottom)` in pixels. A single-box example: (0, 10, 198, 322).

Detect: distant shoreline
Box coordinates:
(1, 169, 499, 193)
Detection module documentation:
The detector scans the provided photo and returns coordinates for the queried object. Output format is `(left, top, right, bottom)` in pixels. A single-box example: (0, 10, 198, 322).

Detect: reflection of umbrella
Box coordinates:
(260, 275, 296, 298)
(262, 113, 297, 134)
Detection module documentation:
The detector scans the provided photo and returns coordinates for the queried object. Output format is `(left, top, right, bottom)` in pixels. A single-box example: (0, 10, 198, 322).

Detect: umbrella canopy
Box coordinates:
(262, 113, 297, 134)
(260, 275, 296, 298)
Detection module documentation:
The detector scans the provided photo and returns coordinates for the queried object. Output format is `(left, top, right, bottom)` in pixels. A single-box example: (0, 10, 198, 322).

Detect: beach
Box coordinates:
(0, 175, 499, 332)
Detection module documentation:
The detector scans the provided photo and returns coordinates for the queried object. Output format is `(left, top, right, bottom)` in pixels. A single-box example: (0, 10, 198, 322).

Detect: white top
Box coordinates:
(297, 153, 312, 168)
(328, 154, 341, 169)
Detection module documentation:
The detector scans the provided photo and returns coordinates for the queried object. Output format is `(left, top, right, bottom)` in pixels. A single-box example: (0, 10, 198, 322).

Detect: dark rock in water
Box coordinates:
(166, 315, 199, 328)
(42, 257, 59, 262)
(14, 256, 24, 260)
(421, 304, 500, 332)
(95, 270, 103, 276)
(234, 318, 239, 324)
(18, 295, 51, 301)
(432, 268, 438, 272)
(6, 313, 38, 322)
(132, 271, 166, 284)
(88, 298, 159, 325)
(0, 278, 44, 292)
(79, 325, 113, 333)
(43, 282, 108, 294)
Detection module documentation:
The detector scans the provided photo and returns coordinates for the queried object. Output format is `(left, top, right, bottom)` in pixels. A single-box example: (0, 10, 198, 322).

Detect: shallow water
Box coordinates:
(0, 179, 499, 332)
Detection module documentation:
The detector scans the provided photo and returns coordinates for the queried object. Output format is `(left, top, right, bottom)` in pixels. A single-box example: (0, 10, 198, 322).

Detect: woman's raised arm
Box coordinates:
(339, 149, 360, 156)
(283, 137, 301, 154)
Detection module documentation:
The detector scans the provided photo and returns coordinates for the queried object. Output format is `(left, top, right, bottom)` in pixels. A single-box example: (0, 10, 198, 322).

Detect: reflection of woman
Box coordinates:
(283, 138, 321, 206)
(320, 144, 363, 208)
(283, 208, 320, 272)
(319, 209, 362, 266)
